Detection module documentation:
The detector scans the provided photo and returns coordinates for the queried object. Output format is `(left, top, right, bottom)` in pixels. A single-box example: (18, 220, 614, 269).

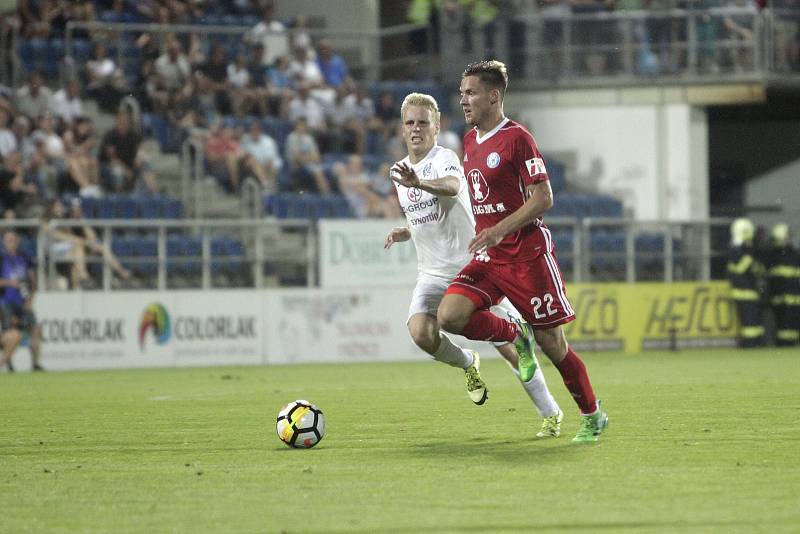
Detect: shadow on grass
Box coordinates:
(398, 436, 594, 464)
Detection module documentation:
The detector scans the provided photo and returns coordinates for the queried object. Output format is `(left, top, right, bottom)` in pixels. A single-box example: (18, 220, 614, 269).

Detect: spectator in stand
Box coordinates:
(0, 153, 38, 218)
(438, 114, 462, 159)
(30, 113, 66, 195)
(332, 155, 399, 219)
(227, 52, 256, 117)
(0, 230, 44, 372)
(240, 120, 283, 192)
(0, 109, 18, 160)
(289, 15, 314, 56)
(199, 43, 232, 115)
(204, 121, 246, 192)
(85, 43, 126, 113)
(266, 55, 295, 118)
(66, 200, 131, 281)
(724, 0, 758, 71)
(62, 117, 100, 198)
(247, 2, 289, 67)
(19, 0, 63, 39)
(288, 81, 326, 132)
(15, 72, 53, 121)
(328, 84, 366, 154)
(373, 90, 401, 150)
(49, 79, 84, 127)
(154, 36, 191, 96)
(39, 199, 89, 289)
(285, 117, 330, 194)
(99, 110, 158, 193)
(772, 0, 800, 72)
(289, 45, 335, 104)
(316, 38, 350, 89)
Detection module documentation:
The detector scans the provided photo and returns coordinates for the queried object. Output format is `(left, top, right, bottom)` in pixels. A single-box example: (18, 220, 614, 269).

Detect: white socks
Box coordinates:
(431, 332, 473, 369)
(512, 366, 560, 418)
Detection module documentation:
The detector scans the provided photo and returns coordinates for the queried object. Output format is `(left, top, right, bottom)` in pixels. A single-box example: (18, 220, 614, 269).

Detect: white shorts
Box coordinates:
(407, 273, 521, 346)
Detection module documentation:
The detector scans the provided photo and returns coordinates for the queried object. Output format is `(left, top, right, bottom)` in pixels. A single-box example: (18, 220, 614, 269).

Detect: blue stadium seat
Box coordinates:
(111, 237, 134, 272)
(133, 236, 158, 277)
(163, 198, 184, 219)
(546, 158, 566, 194)
(95, 198, 116, 219)
(184, 236, 202, 277)
(115, 196, 138, 219)
(17, 40, 37, 73)
(166, 235, 184, 276)
(72, 39, 92, 62)
(81, 197, 99, 218)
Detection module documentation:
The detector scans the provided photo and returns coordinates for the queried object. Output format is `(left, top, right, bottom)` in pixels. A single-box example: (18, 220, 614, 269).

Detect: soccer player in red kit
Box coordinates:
(437, 60, 609, 442)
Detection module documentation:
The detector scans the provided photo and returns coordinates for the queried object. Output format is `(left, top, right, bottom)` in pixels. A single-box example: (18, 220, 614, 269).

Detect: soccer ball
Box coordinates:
(276, 400, 325, 448)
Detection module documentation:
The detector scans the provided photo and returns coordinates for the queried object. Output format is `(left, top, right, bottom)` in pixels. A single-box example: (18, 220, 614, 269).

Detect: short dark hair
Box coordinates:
(462, 60, 508, 96)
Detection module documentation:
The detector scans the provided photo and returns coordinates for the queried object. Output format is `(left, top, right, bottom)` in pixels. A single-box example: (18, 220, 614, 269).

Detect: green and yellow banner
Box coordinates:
(563, 282, 737, 353)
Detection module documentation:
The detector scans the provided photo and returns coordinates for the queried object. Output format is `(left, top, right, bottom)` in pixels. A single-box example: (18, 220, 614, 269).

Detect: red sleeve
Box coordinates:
(516, 131, 549, 187)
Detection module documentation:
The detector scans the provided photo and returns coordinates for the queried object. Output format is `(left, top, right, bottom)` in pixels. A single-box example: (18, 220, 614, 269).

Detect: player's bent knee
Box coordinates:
(437, 307, 467, 335)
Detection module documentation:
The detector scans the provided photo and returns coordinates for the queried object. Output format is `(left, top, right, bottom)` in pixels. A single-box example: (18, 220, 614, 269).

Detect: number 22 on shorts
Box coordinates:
(530, 293, 557, 319)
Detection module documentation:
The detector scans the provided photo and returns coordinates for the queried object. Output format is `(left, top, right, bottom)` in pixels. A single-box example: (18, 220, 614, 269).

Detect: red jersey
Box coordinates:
(463, 118, 551, 263)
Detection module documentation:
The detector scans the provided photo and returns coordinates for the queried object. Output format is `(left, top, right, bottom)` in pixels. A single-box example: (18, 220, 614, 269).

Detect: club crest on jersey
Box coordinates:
(422, 163, 432, 177)
(407, 187, 422, 202)
(486, 152, 501, 168)
(468, 169, 489, 203)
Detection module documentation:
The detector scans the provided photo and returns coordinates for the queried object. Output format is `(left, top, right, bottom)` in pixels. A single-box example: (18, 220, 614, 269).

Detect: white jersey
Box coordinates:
(394, 145, 475, 279)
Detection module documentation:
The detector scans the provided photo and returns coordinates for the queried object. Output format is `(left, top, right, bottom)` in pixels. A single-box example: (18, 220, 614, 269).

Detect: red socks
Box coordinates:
(461, 310, 517, 344)
(554, 347, 598, 414)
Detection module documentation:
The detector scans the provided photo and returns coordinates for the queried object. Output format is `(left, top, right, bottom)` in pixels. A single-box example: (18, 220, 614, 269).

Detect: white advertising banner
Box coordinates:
(318, 219, 418, 289)
(35, 290, 263, 371)
(28, 288, 493, 371)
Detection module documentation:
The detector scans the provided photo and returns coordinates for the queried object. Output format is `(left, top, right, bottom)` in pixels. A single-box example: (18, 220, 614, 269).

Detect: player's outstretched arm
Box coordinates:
(390, 162, 459, 197)
(468, 181, 554, 254)
(384, 227, 411, 249)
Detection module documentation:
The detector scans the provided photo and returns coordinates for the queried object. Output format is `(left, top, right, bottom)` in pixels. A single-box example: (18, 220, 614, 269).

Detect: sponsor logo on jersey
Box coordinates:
(468, 169, 489, 203)
(444, 164, 459, 173)
(407, 187, 422, 202)
(422, 163, 432, 177)
(486, 152, 501, 168)
(525, 157, 547, 176)
(463, 153, 469, 162)
(402, 197, 439, 213)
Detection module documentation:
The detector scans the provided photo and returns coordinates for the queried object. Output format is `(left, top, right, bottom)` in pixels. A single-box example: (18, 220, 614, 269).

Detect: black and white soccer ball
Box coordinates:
(276, 400, 325, 448)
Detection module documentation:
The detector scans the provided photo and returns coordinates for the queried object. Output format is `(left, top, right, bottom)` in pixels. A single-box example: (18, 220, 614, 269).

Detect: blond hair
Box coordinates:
(400, 93, 441, 125)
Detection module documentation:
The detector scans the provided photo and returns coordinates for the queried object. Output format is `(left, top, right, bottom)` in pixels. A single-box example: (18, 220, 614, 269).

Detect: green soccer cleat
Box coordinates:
(464, 351, 488, 405)
(513, 319, 538, 382)
(572, 402, 609, 443)
(537, 410, 564, 438)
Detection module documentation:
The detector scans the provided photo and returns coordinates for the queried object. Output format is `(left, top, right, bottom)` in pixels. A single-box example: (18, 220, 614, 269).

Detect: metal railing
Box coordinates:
(1, 216, 734, 291)
(505, 6, 798, 86)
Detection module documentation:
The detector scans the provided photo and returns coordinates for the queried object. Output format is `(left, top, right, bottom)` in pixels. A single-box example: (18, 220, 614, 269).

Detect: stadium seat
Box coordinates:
(163, 198, 184, 219)
(132, 235, 158, 277)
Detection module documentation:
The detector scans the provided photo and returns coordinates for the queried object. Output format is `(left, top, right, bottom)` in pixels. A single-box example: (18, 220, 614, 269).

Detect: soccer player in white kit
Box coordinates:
(384, 93, 563, 437)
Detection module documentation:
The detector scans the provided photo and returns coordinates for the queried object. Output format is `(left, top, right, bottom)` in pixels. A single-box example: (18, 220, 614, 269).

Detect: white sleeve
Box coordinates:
(433, 148, 465, 193)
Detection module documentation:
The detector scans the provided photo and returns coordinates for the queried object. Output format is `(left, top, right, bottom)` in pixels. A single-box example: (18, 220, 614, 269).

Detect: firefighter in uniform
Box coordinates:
(727, 218, 765, 348)
(765, 223, 800, 346)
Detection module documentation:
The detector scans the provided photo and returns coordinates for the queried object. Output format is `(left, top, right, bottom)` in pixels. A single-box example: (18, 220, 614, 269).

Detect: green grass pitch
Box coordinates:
(1, 348, 799, 533)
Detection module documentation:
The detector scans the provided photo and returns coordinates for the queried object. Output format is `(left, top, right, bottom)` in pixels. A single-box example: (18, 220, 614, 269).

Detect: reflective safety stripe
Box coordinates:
(776, 330, 800, 341)
(741, 326, 765, 338)
(771, 295, 800, 306)
(768, 265, 798, 278)
(727, 255, 753, 274)
(731, 288, 759, 300)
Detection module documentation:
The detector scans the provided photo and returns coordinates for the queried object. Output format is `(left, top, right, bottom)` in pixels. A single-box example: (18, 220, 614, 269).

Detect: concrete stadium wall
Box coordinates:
(505, 96, 709, 222)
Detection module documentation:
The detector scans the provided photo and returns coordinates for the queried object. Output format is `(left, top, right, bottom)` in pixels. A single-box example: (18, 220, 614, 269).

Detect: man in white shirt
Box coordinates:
(49, 80, 83, 125)
(384, 93, 563, 436)
(240, 121, 283, 192)
(247, 3, 288, 67)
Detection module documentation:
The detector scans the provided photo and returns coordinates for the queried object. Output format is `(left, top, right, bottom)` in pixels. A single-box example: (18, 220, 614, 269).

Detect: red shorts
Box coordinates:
(445, 252, 576, 328)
